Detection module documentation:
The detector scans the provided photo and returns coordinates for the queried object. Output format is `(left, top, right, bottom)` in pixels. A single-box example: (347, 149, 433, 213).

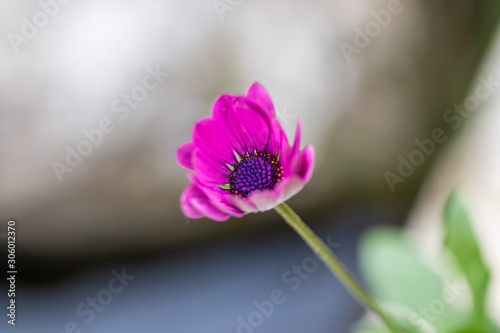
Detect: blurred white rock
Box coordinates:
(0, 0, 488, 262)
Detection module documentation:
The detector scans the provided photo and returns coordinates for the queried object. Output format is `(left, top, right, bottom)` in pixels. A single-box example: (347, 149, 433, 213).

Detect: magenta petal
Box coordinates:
(275, 176, 306, 202)
(245, 188, 281, 212)
(281, 119, 301, 176)
(246, 82, 276, 117)
(291, 119, 302, 156)
(192, 149, 228, 187)
(180, 185, 204, 219)
(176, 142, 195, 170)
(268, 117, 287, 155)
(230, 176, 306, 213)
(228, 195, 259, 213)
(193, 118, 235, 164)
(188, 174, 245, 217)
(180, 184, 231, 221)
(223, 98, 275, 153)
(212, 94, 236, 121)
(211, 192, 246, 217)
(296, 145, 315, 182)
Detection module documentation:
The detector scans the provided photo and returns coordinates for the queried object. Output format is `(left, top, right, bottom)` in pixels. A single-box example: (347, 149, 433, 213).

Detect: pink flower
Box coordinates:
(177, 83, 315, 221)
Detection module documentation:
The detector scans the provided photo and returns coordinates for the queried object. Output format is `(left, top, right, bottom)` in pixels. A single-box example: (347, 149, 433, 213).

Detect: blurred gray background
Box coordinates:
(1, 0, 500, 332)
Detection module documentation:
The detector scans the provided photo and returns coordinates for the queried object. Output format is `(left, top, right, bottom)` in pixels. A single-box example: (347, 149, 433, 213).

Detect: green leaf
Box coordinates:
(358, 226, 468, 333)
(353, 315, 425, 333)
(360, 227, 442, 308)
(443, 191, 491, 327)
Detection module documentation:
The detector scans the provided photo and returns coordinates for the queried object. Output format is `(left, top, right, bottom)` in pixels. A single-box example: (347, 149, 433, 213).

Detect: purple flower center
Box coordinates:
(229, 152, 283, 198)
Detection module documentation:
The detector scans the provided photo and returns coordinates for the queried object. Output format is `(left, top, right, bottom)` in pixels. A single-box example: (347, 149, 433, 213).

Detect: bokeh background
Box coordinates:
(1, 0, 500, 332)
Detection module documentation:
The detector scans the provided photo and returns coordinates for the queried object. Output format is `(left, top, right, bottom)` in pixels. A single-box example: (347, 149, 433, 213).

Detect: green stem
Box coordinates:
(274, 202, 401, 332)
